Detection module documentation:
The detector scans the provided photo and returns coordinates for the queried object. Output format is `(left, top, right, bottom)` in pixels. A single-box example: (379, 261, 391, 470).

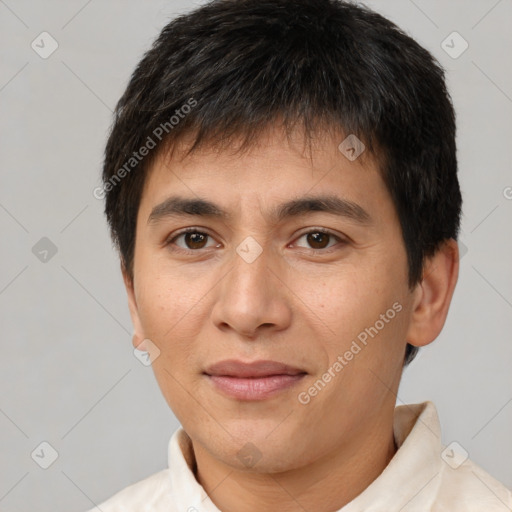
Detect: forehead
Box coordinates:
(137, 124, 390, 225)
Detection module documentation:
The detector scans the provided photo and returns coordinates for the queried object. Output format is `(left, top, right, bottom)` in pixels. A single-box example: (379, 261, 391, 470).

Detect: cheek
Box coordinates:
(301, 268, 409, 382)
(298, 262, 402, 335)
(134, 272, 209, 416)
(135, 269, 209, 355)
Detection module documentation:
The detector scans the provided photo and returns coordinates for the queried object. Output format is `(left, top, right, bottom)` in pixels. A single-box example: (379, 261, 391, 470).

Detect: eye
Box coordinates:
(293, 229, 344, 251)
(165, 227, 346, 254)
(166, 228, 219, 252)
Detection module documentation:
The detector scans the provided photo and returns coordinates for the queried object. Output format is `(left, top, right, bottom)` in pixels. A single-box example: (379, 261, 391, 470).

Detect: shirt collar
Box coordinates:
(340, 401, 444, 511)
(168, 427, 221, 512)
(167, 401, 444, 511)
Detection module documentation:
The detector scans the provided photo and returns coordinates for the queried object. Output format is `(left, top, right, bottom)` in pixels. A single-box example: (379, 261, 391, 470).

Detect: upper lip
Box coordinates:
(204, 359, 306, 378)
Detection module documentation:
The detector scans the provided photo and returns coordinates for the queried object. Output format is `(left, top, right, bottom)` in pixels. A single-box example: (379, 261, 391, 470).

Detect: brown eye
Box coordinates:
(306, 232, 330, 249)
(183, 232, 208, 249)
(167, 229, 218, 252)
(295, 230, 341, 251)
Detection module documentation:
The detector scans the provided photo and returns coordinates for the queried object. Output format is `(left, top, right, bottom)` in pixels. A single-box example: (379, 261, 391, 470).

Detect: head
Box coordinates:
(100, 0, 461, 474)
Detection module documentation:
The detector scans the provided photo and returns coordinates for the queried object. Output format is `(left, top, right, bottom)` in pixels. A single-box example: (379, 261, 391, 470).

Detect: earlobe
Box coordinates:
(405, 238, 460, 348)
(121, 263, 146, 350)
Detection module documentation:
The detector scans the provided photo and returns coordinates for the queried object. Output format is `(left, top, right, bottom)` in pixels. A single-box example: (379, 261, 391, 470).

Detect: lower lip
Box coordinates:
(206, 374, 306, 400)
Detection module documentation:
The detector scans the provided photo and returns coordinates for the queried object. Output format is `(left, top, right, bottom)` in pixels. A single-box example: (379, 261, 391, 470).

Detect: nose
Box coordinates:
(210, 240, 292, 339)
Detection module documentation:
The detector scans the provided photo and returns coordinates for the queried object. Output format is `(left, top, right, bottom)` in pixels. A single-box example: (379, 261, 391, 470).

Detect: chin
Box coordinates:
(215, 429, 311, 473)
(224, 447, 306, 474)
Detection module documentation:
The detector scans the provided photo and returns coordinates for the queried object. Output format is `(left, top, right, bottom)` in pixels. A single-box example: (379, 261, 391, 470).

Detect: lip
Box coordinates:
(204, 359, 307, 400)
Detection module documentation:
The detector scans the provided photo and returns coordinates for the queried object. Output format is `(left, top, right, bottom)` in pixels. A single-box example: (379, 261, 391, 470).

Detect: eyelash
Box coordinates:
(164, 227, 346, 254)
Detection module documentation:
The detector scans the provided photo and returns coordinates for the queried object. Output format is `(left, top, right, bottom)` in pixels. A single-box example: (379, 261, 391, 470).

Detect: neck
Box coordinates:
(191, 411, 397, 512)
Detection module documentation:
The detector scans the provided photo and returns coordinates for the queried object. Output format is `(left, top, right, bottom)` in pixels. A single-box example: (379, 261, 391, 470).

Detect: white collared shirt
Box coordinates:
(87, 401, 512, 511)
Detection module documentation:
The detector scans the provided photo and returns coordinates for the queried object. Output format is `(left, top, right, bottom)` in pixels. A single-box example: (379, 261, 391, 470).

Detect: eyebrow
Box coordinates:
(147, 194, 372, 226)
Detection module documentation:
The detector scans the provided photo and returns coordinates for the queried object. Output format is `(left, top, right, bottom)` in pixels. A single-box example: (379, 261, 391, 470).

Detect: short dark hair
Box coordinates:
(101, 0, 462, 366)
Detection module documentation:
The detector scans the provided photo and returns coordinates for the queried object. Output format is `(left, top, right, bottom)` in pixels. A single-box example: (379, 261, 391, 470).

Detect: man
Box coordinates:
(89, 0, 512, 510)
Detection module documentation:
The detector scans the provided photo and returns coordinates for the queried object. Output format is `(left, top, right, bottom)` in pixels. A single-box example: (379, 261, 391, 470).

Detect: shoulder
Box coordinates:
(433, 456, 512, 511)
(85, 469, 173, 512)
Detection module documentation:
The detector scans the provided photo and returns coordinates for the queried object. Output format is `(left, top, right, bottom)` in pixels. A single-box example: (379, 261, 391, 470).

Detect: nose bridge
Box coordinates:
(229, 236, 273, 300)
(211, 236, 290, 335)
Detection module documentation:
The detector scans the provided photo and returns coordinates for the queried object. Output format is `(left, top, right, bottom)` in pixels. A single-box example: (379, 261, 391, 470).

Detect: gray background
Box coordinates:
(0, 0, 511, 510)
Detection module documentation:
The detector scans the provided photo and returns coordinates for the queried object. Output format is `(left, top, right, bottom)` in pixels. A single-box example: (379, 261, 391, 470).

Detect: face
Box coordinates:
(125, 125, 420, 473)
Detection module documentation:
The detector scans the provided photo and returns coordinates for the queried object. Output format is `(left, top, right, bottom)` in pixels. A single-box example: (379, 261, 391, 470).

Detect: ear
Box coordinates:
(405, 238, 460, 347)
(121, 263, 147, 351)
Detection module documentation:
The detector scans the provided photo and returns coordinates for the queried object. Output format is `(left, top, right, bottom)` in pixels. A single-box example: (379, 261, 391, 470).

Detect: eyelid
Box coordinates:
(164, 226, 348, 253)
(291, 227, 347, 251)
(164, 227, 219, 250)
(293, 226, 346, 240)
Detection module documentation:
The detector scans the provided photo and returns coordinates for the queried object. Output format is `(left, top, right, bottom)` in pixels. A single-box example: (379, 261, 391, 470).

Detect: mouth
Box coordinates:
(204, 359, 307, 401)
